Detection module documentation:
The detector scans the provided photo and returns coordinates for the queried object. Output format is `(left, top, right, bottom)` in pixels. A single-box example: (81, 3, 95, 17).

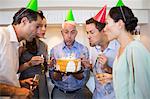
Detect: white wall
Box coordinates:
(141, 10, 150, 51)
(0, 0, 149, 9)
(0, 0, 149, 25)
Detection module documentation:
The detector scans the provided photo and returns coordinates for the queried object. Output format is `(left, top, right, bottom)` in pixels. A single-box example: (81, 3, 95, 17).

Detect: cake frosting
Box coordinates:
(55, 55, 81, 73)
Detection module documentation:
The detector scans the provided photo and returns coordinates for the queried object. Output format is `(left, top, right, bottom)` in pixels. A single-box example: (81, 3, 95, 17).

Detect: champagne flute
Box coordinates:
(41, 54, 45, 74)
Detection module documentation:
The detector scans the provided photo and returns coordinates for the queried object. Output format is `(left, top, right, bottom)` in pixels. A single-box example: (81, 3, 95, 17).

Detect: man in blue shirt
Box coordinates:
(83, 6, 119, 99)
(49, 9, 92, 99)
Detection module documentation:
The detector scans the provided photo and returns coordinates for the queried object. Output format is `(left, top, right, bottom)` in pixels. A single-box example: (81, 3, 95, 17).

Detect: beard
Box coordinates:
(89, 42, 96, 47)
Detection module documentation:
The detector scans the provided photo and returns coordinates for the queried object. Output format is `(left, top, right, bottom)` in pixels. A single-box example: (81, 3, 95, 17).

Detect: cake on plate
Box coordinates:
(55, 57, 81, 73)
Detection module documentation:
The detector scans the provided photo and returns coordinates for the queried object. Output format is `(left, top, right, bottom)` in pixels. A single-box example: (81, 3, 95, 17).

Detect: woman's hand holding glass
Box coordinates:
(28, 56, 44, 66)
(95, 53, 113, 85)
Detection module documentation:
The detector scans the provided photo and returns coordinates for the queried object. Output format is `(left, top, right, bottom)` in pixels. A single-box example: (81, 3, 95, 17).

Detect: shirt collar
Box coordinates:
(62, 41, 78, 49)
(7, 25, 19, 43)
(95, 40, 119, 53)
(106, 40, 119, 50)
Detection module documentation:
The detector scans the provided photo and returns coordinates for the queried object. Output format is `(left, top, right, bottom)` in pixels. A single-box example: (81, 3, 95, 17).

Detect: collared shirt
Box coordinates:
(0, 25, 20, 87)
(49, 41, 90, 92)
(89, 40, 119, 99)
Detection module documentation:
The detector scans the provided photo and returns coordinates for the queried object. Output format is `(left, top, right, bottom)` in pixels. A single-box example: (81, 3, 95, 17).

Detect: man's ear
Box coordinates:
(20, 17, 29, 25)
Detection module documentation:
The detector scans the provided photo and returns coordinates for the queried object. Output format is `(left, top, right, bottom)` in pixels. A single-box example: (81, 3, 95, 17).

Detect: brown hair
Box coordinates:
(86, 18, 105, 32)
(12, 8, 39, 25)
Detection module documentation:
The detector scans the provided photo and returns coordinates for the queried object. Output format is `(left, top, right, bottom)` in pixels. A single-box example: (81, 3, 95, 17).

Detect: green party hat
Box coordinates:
(65, 9, 75, 22)
(26, 0, 38, 11)
(116, 0, 125, 7)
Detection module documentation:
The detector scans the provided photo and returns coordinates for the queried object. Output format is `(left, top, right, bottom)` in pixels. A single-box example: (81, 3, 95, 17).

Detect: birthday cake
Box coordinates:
(55, 57, 81, 73)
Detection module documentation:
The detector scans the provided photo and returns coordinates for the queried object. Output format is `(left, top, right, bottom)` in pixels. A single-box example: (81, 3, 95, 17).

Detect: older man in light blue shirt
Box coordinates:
(49, 20, 92, 99)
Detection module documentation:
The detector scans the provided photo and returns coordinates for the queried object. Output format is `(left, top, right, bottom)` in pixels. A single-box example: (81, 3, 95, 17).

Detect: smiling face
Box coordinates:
(61, 23, 77, 47)
(86, 23, 106, 47)
(36, 18, 47, 38)
(104, 15, 121, 41)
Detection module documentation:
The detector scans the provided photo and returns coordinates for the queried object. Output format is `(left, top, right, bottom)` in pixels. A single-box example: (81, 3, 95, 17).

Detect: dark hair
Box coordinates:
(86, 18, 106, 32)
(12, 8, 39, 25)
(109, 6, 138, 33)
(38, 10, 46, 19)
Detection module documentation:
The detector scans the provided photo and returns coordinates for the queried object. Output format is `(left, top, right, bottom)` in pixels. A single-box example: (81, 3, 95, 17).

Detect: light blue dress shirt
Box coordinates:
(49, 41, 90, 92)
(90, 40, 119, 99)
